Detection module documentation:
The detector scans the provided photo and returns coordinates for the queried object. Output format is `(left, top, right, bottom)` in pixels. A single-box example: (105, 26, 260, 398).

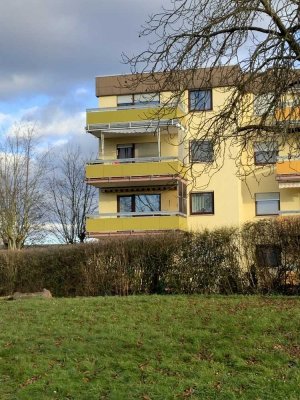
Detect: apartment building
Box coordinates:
(85, 67, 300, 238)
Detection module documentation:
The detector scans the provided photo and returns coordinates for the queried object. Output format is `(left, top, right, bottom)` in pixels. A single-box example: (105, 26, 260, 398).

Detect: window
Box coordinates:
(254, 142, 278, 165)
(255, 193, 280, 216)
(190, 192, 214, 214)
(190, 140, 214, 162)
(256, 245, 282, 268)
(118, 194, 161, 214)
(253, 93, 275, 116)
(189, 89, 212, 111)
(117, 144, 134, 159)
(178, 181, 187, 214)
(134, 93, 159, 105)
(117, 95, 133, 106)
(117, 93, 159, 107)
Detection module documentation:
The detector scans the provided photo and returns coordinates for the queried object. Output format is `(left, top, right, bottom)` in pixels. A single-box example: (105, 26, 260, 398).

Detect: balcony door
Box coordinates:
(118, 196, 133, 214)
(118, 194, 161, 215)
(117, 144, 134, 160)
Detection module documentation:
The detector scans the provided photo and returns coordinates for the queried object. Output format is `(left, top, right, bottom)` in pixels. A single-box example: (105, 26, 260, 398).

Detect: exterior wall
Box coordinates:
(280, 189, 300, 213)
(187, 148, 241, 230)
(99, 96, 117, 108)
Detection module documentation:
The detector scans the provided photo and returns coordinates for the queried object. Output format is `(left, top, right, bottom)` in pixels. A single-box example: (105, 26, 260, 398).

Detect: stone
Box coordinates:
(7, 288, 53, 300)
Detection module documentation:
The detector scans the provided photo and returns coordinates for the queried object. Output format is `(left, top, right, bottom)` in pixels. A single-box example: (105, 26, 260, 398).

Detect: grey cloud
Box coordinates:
(0, 0, 166, 99)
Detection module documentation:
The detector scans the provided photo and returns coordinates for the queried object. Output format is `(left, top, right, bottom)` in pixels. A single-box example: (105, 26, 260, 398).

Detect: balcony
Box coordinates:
(274, 103, 300, 132)
(279, 210, 300, 216)
(86, 212, 188, 237)
(86, 102, 186, 136)
(275, 102, 300, 121)
(86, 157, 186, 187)
(276, 156, 300, 188)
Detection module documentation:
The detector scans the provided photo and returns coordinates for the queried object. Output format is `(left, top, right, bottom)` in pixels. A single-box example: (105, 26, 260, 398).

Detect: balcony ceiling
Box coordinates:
(278, 182, 300, 189)
(86, 124, 183, 138)
(86, 175, 183, 189)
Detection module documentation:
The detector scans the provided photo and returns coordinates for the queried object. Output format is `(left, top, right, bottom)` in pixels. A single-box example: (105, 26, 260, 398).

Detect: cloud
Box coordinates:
(0, 0, 168, 154)
(0, 112, 14, 126)
(0, 0, 166, 100)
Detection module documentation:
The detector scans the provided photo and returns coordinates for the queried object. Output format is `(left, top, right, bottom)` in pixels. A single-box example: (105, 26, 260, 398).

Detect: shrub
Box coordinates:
(164, 229, 244, 294)
(241, 217, 300, 293)
(0, 217, 299, 296)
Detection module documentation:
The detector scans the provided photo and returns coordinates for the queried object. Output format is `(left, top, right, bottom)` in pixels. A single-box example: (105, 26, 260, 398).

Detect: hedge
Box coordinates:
(0, 217, 299, 296)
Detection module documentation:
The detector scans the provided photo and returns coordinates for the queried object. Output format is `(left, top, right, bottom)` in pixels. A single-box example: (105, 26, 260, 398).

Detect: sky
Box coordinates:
(0, 0, 166, 155)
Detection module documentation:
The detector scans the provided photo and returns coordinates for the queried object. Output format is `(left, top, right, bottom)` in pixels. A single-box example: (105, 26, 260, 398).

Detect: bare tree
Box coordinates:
(0, 124, 47, 249)
(47, 147, 97, 244)
(125, 0, 300, 180)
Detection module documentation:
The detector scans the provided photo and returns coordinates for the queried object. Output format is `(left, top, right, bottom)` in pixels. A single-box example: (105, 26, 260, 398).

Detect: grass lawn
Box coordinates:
(0, 296, 299, 399)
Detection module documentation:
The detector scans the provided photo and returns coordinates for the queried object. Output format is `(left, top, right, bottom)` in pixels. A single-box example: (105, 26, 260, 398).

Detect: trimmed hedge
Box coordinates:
(0, 217, 299, 296)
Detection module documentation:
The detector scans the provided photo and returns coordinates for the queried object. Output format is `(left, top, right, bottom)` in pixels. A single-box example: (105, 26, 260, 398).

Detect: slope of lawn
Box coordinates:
(0, 295, 299, 399)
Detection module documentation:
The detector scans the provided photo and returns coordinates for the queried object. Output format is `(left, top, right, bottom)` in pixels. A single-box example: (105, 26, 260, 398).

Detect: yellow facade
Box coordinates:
(85, 71, 300, 237)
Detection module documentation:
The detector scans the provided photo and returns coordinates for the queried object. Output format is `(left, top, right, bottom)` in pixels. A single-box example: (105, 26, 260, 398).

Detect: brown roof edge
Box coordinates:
(95, 66, 241, 97)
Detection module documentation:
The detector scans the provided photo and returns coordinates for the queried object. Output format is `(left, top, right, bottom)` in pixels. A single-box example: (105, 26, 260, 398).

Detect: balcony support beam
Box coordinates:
(158, 127, 161, 159)
(100, 133, 105, 158)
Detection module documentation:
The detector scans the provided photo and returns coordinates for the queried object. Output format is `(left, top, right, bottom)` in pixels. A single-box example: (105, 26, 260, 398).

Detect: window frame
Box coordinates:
(256, 244, 282, 268)
(117, 194, 161, 214)
(117, 144, 135, 160)
(253, 142, 278, 165)
(190, 192, 214, 215)
(133, 92, 160, 106)
(253, 93, 275, 116)
(255, 192, 280, 216)
(189, 89, 213, 112)
(117, 92, 160, 107)
(189, 140, 214, 163)
(178, 181, 187, 215)
(117, 94, 134, 107)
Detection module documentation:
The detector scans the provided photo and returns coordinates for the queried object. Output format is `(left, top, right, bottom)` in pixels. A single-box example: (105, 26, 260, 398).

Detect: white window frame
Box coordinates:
(255, 192, 280, 216)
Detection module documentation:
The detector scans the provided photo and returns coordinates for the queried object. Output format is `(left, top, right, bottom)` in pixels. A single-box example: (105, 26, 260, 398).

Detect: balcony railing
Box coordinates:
(279, 210, 300, 216)
(87, 211, 186, 218)
(276, 156, 300, 177)
(88, 156, 178, 165)
(86, 157, 186, 183)
(275, 105, 300, 122)
(86, 102, 186, 133)
(86, 212, 188, 235)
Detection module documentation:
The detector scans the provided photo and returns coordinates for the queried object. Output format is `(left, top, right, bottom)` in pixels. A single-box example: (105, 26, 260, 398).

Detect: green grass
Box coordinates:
(0, 296, 300, 399)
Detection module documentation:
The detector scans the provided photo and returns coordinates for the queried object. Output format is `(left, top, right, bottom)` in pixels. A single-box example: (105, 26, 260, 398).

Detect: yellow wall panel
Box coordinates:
(86, 215, 188, 233)
(86, 161, 184, 179)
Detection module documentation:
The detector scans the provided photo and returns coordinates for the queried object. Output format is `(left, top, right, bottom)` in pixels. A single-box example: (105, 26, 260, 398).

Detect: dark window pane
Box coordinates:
(135, 194, 160, 212)
(254, 151, 277, 164)
(190, 140, 214, 162)
(256, 245, 282, 268)
(178, 182, 187, 214)
(119, 196, 133, 213)
(117, 145, 134, 159)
